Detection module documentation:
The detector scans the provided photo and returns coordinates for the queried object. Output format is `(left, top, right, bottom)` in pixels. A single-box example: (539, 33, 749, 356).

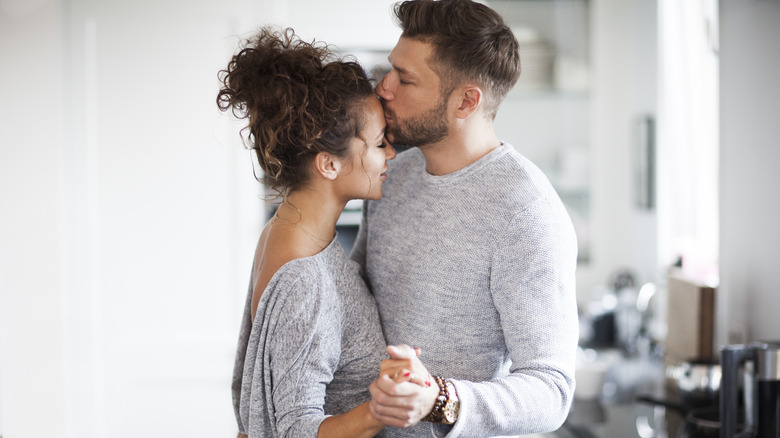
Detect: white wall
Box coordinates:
(271, 0, 400, 49)
(718, 0, 780, 345)
(491, 0, 659, 302)
(586, 0, 658, 295)
(0, 1, 401, 437)
(0, 1, 67, 435)
(1, 0, 260, 436)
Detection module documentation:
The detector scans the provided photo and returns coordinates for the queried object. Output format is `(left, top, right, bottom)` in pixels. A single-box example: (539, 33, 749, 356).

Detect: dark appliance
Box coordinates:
(636, 359, 724, 437)
(721, 342, 780, 438)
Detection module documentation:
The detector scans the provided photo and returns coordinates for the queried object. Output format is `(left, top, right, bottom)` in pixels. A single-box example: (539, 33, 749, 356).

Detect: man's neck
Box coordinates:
(419, 127, 502, 176)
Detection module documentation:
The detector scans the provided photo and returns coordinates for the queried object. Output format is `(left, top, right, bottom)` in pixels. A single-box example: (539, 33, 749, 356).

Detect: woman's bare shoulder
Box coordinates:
(251, 225, 320, 319)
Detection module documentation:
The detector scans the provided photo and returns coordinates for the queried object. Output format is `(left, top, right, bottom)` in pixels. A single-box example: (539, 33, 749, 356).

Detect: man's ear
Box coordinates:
(455, 85, 482, 119)
(314, 151, 340, 180)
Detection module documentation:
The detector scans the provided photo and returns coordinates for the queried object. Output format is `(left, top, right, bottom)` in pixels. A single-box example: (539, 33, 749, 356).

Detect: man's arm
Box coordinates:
(450, 198, 579, 436)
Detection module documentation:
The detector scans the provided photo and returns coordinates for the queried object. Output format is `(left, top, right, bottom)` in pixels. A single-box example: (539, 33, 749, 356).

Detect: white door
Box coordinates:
(61, 1, 262, 436)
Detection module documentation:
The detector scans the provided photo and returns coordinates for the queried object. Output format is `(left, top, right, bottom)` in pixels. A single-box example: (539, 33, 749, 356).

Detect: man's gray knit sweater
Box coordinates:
(351, 144, 579, 437)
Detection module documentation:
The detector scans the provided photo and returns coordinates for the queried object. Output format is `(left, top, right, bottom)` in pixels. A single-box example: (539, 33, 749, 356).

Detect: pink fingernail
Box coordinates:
(404, 372, 411, 377)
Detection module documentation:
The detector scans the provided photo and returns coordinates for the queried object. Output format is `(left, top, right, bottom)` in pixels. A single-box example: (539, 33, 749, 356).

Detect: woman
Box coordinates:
(217, 27, 414, 437)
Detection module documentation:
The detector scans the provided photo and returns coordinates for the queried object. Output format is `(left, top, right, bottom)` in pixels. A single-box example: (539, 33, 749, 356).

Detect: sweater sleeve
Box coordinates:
(232, 273, 254, 435)
(263, 273, 343, 438)
(443, 198, 579, 437)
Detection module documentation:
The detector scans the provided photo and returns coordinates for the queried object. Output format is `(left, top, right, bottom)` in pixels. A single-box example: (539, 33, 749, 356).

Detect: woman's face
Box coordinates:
(340, 95, 396, 201)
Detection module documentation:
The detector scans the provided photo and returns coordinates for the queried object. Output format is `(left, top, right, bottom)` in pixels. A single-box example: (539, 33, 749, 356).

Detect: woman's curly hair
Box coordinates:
(216, 27, 374, 197)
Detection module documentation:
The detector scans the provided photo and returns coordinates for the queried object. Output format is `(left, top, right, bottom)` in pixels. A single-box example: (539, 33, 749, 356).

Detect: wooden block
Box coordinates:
(665, 270, 716, 363)
(664, 271, 716, 437)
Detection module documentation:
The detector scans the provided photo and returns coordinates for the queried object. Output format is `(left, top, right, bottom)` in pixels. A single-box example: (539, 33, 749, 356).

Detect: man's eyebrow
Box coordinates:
(387, 57, 413, 77)
(395, 66, 418, 81)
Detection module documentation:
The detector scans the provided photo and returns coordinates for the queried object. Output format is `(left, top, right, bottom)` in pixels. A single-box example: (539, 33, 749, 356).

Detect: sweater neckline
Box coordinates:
(420, 143, 511, 185)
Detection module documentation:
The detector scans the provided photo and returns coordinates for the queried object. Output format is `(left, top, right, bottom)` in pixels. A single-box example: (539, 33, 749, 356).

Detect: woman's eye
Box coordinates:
(377, 143, 387, 149)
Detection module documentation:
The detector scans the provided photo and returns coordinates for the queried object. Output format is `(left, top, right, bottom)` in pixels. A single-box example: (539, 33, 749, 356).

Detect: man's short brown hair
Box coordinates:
(394, 0, 521, 119)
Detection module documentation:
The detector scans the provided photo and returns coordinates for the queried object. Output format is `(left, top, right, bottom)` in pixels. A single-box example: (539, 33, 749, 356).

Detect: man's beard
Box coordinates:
(385, 96, 449, 147)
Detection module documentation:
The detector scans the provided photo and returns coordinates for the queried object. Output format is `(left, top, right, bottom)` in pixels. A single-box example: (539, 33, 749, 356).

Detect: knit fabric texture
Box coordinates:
(232, 237, 388, 437)
(351, 144, 579, 438)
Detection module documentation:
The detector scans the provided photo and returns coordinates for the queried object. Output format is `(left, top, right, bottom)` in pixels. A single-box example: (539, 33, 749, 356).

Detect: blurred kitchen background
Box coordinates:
(1, 0, 779, 437)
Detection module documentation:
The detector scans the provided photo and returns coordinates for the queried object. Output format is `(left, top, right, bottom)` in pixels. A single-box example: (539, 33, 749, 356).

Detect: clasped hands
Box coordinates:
(368, 345, 440, 428)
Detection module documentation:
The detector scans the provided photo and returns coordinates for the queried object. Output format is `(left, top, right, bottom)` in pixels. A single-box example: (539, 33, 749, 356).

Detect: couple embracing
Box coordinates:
(217, 0, 579, 437)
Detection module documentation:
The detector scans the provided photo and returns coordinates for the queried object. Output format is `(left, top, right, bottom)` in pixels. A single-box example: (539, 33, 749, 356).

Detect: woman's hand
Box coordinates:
(380, 345, 432, 387)
(368, 345, 440, 428)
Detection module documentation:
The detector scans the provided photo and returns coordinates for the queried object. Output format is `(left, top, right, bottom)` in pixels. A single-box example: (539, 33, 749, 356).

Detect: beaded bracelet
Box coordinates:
(422, 375, 449, 423)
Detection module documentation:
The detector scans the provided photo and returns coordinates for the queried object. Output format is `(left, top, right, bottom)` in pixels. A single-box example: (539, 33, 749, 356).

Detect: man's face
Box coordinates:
(375, 37, 452, 147)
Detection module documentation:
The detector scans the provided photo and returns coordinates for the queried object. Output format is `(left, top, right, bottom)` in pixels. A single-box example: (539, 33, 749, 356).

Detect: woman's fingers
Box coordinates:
(381, 344, 432, 387)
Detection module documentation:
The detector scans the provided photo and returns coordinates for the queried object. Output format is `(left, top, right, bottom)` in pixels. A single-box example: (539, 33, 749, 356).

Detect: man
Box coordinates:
(350, 0, 579, 436)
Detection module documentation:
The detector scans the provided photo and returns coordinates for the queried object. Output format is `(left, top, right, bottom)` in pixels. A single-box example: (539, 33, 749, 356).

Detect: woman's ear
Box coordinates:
(314, 152, 341, 180)
(456, 85, 482, 119)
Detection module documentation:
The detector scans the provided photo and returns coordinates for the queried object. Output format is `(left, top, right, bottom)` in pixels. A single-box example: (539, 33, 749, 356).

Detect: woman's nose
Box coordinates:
(385, 141, 397, 160)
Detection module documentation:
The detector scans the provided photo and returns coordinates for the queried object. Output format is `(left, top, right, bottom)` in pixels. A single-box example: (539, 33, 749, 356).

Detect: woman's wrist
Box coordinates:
(318, 401, 384, 438)
(361, 401, 386, 430)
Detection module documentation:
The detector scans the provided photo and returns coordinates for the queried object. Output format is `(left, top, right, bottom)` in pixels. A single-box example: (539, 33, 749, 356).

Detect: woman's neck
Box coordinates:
(276, 189, 344, 242)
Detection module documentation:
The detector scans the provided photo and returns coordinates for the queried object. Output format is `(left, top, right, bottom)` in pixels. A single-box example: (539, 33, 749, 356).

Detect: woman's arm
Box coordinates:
(318, 401, 385, 438)
(260, 271, 396, 437)
(319, 345, 432, 437)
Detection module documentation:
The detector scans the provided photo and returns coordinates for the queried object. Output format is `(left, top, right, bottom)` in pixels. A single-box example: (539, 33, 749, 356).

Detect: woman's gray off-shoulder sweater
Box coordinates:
(232, 237, 387, 437)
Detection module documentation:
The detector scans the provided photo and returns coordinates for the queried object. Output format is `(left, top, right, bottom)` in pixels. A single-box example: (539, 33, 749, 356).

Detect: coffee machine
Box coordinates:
(721, 342, 780, 437)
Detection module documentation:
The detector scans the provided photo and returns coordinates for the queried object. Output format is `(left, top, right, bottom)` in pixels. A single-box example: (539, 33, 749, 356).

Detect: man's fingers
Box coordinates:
(369, 400, 417, 428)
(369, 375, 437, 429)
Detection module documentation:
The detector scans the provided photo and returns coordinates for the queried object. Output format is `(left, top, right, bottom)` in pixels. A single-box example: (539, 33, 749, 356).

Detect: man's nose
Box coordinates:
(375, 74, 393, 101)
